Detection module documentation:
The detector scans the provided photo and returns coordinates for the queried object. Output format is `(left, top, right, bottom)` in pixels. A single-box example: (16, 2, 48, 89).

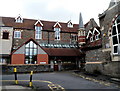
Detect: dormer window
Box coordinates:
(15, 15, 23, 23)
(67, 20, 73, 28)
(34, 20, 43, 39)
(53, 22, 61, 40)
(54, 28, 61, 40)
(90, 36, 93, 42)
(95, 34, 100, 40)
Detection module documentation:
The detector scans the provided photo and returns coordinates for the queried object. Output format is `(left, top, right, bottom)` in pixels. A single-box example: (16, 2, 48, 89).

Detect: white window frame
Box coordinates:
(90, 36, 93, 42)
(14, 31, 21, 38)
(54, 28, 61, 40)
(15, 15, 23, 23)
(35, 26, 42, 39)
(112, 16, 120, 55)
(95, 34, 100, 40)
(67, 21, 73, 28)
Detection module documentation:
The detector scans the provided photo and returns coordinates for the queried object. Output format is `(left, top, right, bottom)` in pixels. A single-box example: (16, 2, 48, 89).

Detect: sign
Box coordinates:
(40, 62, 46, 64)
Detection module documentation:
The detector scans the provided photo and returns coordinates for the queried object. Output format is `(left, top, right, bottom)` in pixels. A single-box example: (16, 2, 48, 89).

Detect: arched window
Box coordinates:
(112, 15, 120, 54)
(25, 41, 37, 64)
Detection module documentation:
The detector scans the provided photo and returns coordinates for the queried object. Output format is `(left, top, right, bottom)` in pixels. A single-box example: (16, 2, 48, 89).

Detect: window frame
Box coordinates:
(95, 34, 100, 40)
(2, 32, 9, 39)
(25, 41, 38, 64)
(112, 16, 120, 55)
(90, 36, 93, 42)
(35, 26, 42, 39)
(14, 31, 21, 39)
(54, 28, 61, 40)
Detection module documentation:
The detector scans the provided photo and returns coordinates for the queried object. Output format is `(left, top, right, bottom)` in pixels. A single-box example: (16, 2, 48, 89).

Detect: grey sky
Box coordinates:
(0, 0, 110, 24)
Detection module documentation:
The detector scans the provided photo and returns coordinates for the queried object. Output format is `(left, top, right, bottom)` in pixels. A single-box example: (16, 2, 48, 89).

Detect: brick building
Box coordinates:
(0, 15, 85, 70)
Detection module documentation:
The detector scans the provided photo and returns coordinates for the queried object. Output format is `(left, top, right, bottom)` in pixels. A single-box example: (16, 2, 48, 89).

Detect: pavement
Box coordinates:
(1, 85, 33, 91)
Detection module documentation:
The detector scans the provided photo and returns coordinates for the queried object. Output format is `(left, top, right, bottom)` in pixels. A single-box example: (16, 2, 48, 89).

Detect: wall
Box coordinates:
(85, 48, 104, 62)
(85, 61, 120, 78)
(99, 3, 120, 61)
(2, 63, 77, 73)
(0, 27, 13, 55)
(11, 54, 25, 64)
(37, 54, 48, 64)
(2, 64, 51, 73)
(13, 29, 77, 49)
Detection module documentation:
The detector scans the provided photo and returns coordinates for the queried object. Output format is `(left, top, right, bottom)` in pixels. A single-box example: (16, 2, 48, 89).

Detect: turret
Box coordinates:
(78, 13, 86, 45)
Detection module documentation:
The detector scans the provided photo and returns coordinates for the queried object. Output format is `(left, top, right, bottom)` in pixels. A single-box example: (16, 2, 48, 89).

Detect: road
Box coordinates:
(1, 71, 120, 91)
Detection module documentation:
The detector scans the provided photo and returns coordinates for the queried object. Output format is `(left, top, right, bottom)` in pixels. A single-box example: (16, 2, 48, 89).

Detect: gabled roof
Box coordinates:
(93, 28, 100, 35)
(34, 19, 43, 26)
(53, 21, 62, 28)
(1, 16, 79, 33)
(11, 38, 46, 55)
(85, 18, 99, 30)
(86, 30, 93, 39)
(108, 0, 120, 8)
(11, 38, 84, 57)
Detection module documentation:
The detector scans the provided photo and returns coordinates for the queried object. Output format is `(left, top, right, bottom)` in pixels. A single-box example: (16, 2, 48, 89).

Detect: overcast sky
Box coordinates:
(0, 0, 110, 24)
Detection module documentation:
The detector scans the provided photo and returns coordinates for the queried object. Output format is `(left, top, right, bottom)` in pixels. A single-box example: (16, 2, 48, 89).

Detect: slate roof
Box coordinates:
(1, 16, 79, 33)
(43, 48, 84, 57)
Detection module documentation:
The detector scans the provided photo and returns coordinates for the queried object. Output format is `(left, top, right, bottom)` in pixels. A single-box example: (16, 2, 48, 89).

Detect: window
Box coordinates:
(90, 36, 93, 42)
(112, 15, 120, 54)
(95, 34, 100, 40)
(67, 21, 73, 28)
(71, 34, 77, 42)
(15, 16, 23, 23)
(35, 26, 42, 39)
(25, 41, 37, 64)
(2, 32, 9, 39)
(54, 28, 60, 40)
(14, 31, 21, 38)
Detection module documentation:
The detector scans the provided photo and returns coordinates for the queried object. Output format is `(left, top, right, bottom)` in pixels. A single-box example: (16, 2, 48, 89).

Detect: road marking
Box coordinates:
(1, 80, 65, 90)
(48, 83, 65, 91)
(72, 73, 112, 87)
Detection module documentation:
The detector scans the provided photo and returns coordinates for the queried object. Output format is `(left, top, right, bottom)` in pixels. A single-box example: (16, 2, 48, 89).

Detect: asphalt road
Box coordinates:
(1, 71, 120, 91)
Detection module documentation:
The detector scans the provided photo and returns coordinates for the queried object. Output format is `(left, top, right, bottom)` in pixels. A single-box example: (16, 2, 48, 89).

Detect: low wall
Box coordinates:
(2, 64, 51, 74)
(85, 61, 120, 78)
(1, 63, 76, 74)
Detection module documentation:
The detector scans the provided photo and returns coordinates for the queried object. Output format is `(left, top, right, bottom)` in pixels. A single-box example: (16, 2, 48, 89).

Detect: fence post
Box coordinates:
(29, 71, 33, 87)
(14, 68, 18, 84)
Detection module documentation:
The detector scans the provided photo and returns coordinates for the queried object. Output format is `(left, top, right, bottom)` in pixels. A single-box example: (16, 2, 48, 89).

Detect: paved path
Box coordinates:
(1, 71, 120, 90)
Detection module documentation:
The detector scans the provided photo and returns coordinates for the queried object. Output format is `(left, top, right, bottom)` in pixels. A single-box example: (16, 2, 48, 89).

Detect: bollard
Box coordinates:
(14, 68, 18, 84)
(29, 71, 33, 87)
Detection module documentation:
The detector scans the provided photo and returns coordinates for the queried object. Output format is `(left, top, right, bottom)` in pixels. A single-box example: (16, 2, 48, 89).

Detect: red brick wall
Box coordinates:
(37, 54, 48, 64)
(11, 54, 25, 64)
